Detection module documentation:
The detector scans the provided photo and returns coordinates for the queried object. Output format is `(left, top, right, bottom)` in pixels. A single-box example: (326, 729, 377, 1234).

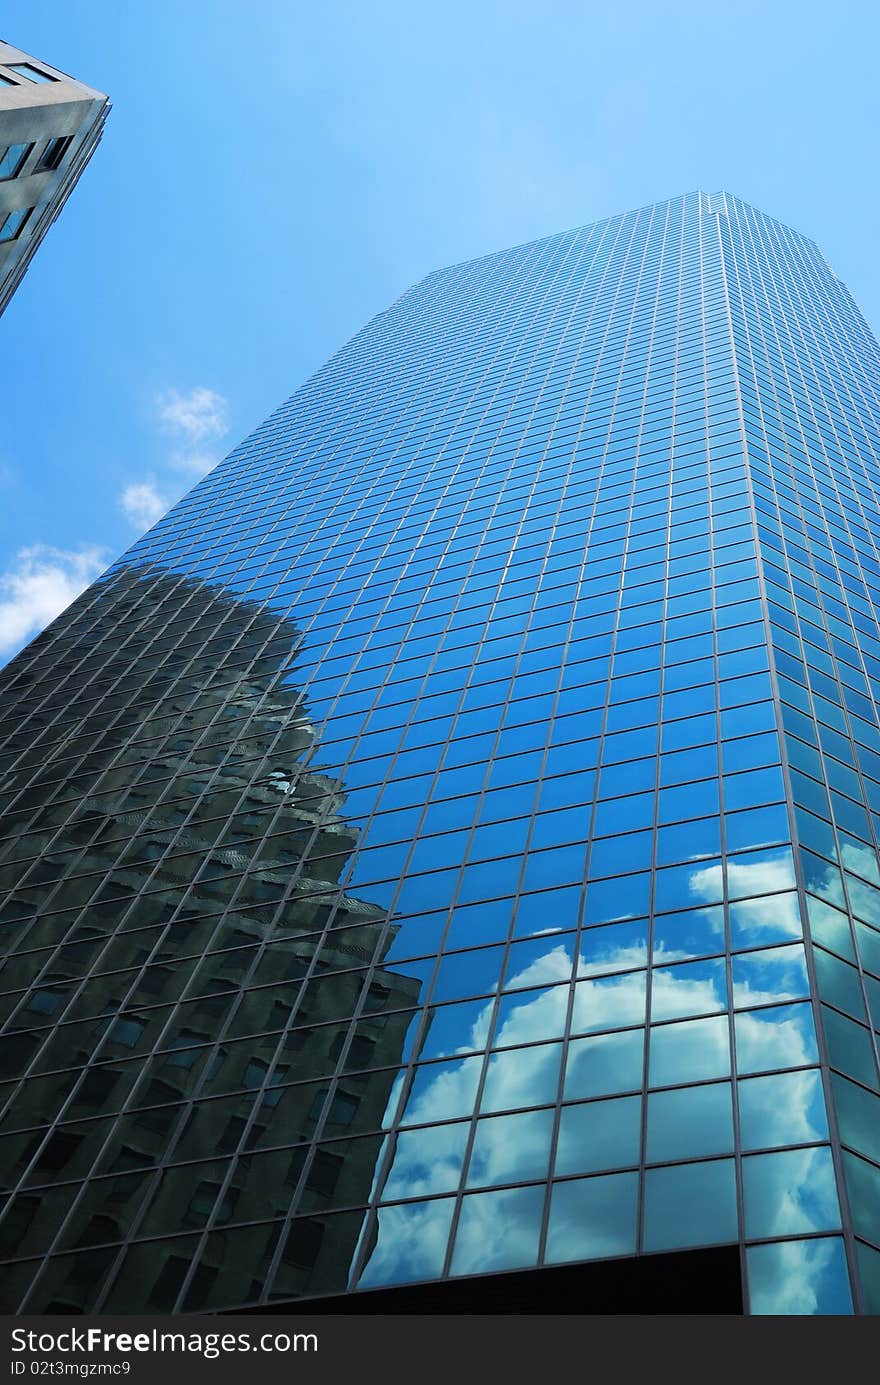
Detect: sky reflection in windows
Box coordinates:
(2, 191, 878, 1314)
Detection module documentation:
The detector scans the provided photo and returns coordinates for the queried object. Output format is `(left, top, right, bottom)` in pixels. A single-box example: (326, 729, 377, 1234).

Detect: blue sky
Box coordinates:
(2, 0, 880, 662)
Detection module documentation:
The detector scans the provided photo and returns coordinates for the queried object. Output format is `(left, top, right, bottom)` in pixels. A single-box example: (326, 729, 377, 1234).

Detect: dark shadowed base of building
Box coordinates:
(236, 1244, 743, 1314)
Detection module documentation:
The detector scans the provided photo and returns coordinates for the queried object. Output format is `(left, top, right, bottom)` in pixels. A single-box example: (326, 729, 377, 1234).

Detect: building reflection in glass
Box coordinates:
(0, 568, 421, 1311)
(2, 192, 878, 1314)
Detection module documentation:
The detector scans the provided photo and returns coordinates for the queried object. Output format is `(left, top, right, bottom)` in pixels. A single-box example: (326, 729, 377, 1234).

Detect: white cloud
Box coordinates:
(157, 386, 229, 477)
(167, 449, 218, 478)
(0, 544, 106, 657)
(116, 386, 230, 526)
(158, 386, 228, 442)
(120, 481, 168, 530)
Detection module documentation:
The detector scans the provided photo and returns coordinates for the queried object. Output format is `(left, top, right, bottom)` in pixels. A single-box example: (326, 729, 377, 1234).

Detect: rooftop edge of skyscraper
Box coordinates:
(418, 191, 825, 285)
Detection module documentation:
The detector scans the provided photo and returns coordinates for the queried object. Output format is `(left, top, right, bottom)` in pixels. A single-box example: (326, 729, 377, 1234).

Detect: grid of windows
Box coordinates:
(721, 195, 880, 1312)
(0, 192, 876, 1314)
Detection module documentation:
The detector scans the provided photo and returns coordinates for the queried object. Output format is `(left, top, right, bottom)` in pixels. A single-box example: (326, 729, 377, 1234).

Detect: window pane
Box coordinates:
(747, 1237, 852, 1315)
(646, 1082, 734, 1163)
(466, 1107, 554, 1187)
(545, 1172, 638, 1264)
(480, 1042, 562, 1112)
(643, 1159, 737, 1251)
(649, 1015, 730, 1086)
(742, 1146, 840, 1238)
(380, 1122, 469, 1200)
(564, 1029, 644, 1100)
(734, 1002, 818, 1075)
(357, 1198, 454, 1289)
(731, 944, 810, 1007)
(554, 1095, 641, 1176)
(650, 957, 727, 1021)
(450, 1184, 544, 1276)
(737, 1069, 829, 1150)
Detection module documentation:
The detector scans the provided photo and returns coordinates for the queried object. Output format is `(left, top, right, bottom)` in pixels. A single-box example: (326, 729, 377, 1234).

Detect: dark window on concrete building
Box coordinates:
(36, 136, 72, 171)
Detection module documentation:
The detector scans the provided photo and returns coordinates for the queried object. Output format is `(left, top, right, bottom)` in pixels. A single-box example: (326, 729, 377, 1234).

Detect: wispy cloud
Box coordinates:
(167, 449, 220, 478)
(158, 386, 228, 443)
(158, 385, 229, 477)
(119, 481, 168, 529)
(0, 544, 106, 658)
(118, 386, 230, 529)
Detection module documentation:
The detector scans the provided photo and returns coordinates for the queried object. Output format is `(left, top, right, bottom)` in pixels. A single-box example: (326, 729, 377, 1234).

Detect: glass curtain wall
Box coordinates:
(0, 192, 876, 1313)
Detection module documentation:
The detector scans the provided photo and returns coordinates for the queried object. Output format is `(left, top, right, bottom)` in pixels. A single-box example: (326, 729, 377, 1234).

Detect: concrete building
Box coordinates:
(0, 37, 108, 315)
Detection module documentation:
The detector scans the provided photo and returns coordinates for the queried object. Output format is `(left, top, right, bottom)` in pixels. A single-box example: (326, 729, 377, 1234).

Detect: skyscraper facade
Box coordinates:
(1, 192, 879, 1315)
(0, 37, 108, 316)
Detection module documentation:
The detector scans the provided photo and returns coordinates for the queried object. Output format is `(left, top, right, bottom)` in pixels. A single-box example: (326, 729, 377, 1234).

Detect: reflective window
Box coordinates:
(480, 1043, 563, 1112)
(643, 1159, 737, 1251)
(450, 1184, 545, 1276)
(738, 1069, 829, 1150)
(842, 1150, 880, 1246)
(742, 1146, 841, 1238)
(466, 1107, 554, 1187)
(729, 891, 802, 948)
(571, 970, 647, 1033)
(554, 1095, 641, 1176)
(564, 1030, 644, 1100)
(578, 919, 648, 976)
(650, 958, 727, 1021)
(646, 1083, 734, 1163)
(731, 944, 810, 1007)
(649, 1015, 730, 1086)
(358, 1198, 455, 1289)
(380, 1122, 469, 1200)
(747, 1238, 852, 1315)
(545, 1172, 638, 1263)
(734, 1002, 819, 1074)
(652, 907, 724, 963)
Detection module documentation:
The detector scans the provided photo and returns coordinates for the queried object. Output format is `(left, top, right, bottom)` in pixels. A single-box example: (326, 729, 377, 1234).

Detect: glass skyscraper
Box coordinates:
(1, 191, 880, 1315)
